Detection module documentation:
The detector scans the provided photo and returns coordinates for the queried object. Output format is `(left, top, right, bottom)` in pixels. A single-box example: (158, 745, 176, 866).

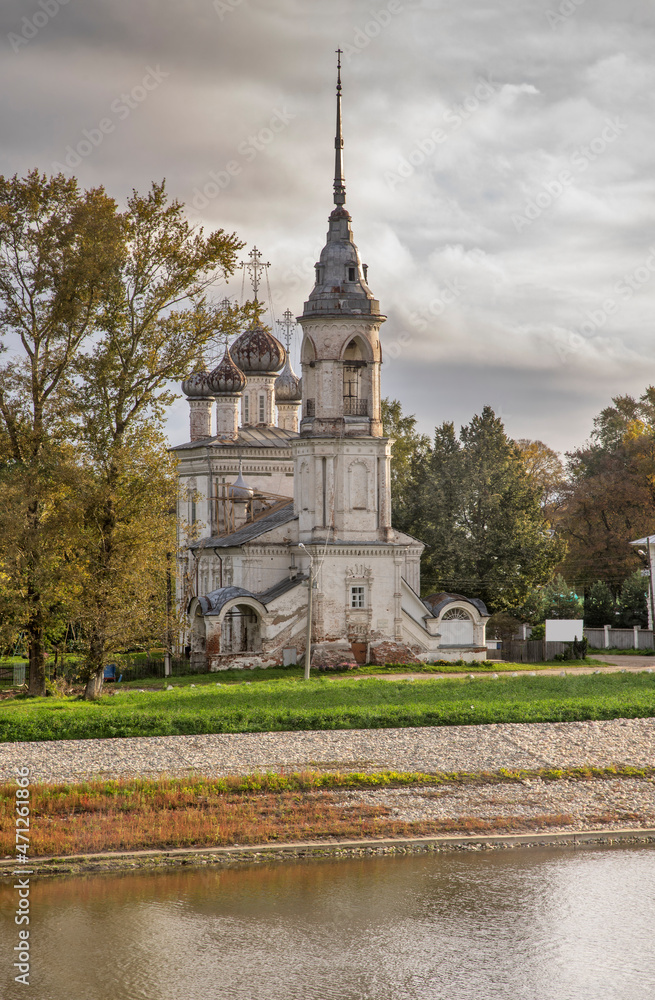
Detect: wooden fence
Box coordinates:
(498, 640, 575, 663)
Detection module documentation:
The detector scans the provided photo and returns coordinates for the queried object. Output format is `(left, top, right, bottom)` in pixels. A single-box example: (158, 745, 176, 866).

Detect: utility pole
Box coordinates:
(164, 551, 172, 677)
(299, 543, 313, 680)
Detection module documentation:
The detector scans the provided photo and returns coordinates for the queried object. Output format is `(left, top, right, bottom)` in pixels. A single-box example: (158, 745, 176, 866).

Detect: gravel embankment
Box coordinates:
(1, 717, 654, 785)
(333, 776, 655, 832)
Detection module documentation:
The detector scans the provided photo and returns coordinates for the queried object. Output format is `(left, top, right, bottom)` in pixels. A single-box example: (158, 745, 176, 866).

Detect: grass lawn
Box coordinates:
(1, 671, 654, 742)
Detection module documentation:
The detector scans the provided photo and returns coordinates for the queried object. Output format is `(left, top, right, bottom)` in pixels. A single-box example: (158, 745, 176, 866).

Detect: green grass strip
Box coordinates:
(1, 672, 654, 743)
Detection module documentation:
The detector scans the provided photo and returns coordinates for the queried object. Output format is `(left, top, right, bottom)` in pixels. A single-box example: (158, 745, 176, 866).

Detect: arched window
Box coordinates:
(343, 339, 368, 416)
(440, 607, 474, 646)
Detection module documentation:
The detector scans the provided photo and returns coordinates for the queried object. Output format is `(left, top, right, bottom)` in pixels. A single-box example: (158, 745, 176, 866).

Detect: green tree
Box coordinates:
(617, 571, 648, 628)
(416, 406, 564, 611)
(0, 171, 122, 694)
(541, 574, 583, 619)
(381, 398, 430, 534)
(72, 181, 243, 699)
(583, 580, 616, 628)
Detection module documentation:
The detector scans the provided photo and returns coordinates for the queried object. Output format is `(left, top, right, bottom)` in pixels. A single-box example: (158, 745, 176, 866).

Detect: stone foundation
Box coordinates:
(311, 641, 358, 671)
(369, 641, 422, 666)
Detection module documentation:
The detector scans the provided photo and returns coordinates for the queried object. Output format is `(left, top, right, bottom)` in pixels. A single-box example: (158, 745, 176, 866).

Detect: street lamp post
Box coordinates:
(647, 536, 655, 634)
(299, 543, 313, 681)
(637, 538, 655, 634)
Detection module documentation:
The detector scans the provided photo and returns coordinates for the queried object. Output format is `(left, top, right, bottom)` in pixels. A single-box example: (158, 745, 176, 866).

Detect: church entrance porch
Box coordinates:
(220, 605, 261, 654)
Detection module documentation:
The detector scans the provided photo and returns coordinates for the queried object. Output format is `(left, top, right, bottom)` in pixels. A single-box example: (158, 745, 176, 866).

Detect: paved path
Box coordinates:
(1, 717, 654, 785)
(358, 656, 655, 682)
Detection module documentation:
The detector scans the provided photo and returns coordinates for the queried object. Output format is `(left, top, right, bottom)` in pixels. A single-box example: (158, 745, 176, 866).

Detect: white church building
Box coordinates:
(174, 60, 489, 669)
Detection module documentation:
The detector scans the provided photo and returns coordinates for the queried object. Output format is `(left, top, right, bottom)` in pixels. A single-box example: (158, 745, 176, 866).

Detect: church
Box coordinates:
(173, 59, 489, 670)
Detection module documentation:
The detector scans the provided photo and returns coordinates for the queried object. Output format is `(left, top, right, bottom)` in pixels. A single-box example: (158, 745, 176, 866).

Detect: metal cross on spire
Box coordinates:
(276, 307, 296, 352)
(333, 48, 346, 207)
(239, 246, 271, 302)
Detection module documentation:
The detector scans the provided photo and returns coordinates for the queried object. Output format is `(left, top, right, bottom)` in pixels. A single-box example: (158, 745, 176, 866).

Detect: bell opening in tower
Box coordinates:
(343, 339, 368, 417)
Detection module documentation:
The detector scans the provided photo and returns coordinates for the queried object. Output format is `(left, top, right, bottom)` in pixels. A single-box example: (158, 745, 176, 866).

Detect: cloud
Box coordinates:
(2, 0, 655, 455)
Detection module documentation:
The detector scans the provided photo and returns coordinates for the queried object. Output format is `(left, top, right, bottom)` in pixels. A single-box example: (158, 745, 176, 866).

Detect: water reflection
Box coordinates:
(1, 847, 654, 999)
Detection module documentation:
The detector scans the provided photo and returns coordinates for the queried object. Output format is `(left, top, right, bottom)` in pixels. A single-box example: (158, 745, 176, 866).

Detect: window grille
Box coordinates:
(350, 586, 365, 609)
(442, 608, 470, 621)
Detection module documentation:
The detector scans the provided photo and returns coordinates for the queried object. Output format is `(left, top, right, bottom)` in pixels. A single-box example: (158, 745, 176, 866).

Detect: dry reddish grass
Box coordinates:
(0, 772, 596, 858)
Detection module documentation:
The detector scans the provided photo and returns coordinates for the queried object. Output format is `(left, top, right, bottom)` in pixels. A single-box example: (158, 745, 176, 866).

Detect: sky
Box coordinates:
(2, 0, 655, 455)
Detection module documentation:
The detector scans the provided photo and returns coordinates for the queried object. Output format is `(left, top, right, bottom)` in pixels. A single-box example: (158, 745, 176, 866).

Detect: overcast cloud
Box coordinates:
(2, 0, 654, 453)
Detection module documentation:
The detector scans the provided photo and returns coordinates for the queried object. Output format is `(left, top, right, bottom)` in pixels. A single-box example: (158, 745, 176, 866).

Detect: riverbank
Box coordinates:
(3, 715, 654, 878)
(2, 765, 655, 875)
(3, 825, 655, 878)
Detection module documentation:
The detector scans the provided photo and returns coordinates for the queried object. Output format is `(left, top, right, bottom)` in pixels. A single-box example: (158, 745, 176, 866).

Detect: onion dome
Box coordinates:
(227, 462, 254, 500)
(207, 343, 246, 396)
(231, 324, 286, 374)
(181, 366, 214, 398)
(275, 356, 302, 402)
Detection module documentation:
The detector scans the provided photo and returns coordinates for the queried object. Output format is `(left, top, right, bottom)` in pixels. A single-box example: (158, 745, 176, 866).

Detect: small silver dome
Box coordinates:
(275, 356, 302, 402)
(227, 464, 254, 501)
(181, 368, 214, 398)
(208, 344, 246, 395)
(231, 324, 286, 374)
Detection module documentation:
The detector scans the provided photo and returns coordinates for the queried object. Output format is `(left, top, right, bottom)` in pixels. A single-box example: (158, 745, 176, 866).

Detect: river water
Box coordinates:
(2, 846, 655, 999)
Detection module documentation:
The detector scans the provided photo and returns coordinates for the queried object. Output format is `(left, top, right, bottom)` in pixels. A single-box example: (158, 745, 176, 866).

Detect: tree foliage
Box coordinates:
(0, 172, 243, 696)
(540, 574, 583, 620)
(617, 571, 648, 628)
(556, 389, 655, 588)
(0, 171, 123, 693)
(381, 398, 430, 534)
(583, 580, 616, 628)
(387, 403, 564, 613)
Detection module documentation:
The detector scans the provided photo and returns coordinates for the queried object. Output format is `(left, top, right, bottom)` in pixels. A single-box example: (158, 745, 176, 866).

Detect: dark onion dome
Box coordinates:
(274, 356, 302, 402)
(231, 324, 286, 374)
(181, 367, 214, 398)
(207, 343, 246, 396)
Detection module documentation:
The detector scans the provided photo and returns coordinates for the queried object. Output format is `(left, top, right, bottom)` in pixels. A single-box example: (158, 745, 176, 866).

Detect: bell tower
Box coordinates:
(292, 52, 392, 543)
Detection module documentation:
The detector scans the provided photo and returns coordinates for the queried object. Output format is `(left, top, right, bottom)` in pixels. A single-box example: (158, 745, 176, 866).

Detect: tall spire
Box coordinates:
(333, 48, 346, 207)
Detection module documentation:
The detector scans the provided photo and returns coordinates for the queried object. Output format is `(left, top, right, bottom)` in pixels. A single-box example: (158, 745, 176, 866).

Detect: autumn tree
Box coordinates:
(72, 181, 243, 699)
(556, 389, 655, 588)
(514, 438, 565, 517)
(0, 171, 122, 694)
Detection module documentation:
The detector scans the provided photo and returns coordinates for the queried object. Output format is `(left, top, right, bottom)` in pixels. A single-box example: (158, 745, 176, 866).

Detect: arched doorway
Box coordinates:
(220, 604, 261, 653)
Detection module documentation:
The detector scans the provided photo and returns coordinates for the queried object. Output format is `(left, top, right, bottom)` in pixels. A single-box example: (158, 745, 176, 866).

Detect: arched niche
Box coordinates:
(301, 336, 317, 364)
(298, 461, 310, 511)
(348, 460, 369, 510)
(341, 335, 373, 362)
